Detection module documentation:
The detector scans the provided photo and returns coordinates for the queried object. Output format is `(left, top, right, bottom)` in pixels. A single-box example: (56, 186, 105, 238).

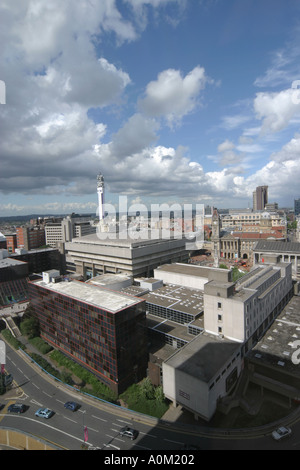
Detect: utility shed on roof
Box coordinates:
(154, 263, 232, 290)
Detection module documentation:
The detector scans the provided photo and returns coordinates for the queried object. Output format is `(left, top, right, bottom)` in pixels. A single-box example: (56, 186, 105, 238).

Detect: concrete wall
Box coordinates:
(0, 429, 58, 450)
(204, 294, 246, 342)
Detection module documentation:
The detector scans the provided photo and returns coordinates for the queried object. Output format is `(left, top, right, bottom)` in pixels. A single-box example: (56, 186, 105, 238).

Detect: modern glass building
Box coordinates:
(28, 274, 148, 394)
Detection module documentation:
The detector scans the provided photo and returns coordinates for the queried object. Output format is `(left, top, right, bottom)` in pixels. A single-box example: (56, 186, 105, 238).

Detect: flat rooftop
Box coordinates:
(147, 314, 203, 342)
(67, 233, 186, 248)
(155, 263, 224, 278)
(248, 295, 300, 377)
(0, 258, 27, 268)
(144, 284, 204, 315)
(254, 240, 300, 254)
(31, 278, 142, 313)
(164, 333, 240, 383)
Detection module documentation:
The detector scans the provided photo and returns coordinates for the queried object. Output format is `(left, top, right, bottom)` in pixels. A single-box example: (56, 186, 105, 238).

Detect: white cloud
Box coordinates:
(254, 87, 300, 134)
(139, 66, 209, 126)
(220, 114, 251, 130)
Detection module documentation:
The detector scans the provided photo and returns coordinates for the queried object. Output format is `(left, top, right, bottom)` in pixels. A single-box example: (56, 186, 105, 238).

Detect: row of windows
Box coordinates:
(146, 303, 194, 325)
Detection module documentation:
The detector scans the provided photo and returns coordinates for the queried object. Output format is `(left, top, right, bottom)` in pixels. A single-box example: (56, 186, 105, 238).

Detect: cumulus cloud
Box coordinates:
(216, 139, 244, 167)
(254, 87, 300, 134)
(139, 66, 209, 127)
(2, 0, 300, 215)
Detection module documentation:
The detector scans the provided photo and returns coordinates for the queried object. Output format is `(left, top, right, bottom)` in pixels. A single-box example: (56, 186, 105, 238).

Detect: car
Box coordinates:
(64, 401, 79, 411)
(35, 408, 54, 419)
(119, 426, 139, 440)
(7, 403, 27, 414)
(271, 426, 292, 441)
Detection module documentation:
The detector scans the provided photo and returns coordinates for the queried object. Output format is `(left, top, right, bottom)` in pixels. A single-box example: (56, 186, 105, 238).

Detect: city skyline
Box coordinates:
(1, 1, 300, 217)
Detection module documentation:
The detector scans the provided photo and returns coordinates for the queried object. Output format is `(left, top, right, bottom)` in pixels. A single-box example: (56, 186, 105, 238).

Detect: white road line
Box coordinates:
(164, 438, 184, 445)
(3, 414, 94, 447)
(139, 431, 157, 439)
(63, 416, 78, 424)
(86, 426, 99, 433)
(30, 399, 43, 407)
(92, 415, 107, 422)
(106, 433, 125, 443)
(107, 443, 120, 450)
(55, 399, 65, 405)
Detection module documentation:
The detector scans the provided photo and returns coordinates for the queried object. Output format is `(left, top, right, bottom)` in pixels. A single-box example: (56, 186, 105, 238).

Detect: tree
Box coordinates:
(139, 377, 155, 400)
(20, 316, 40, 339)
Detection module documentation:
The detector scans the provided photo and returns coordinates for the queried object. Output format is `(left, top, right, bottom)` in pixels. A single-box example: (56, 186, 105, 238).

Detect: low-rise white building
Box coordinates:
(163, 334, 241, 421)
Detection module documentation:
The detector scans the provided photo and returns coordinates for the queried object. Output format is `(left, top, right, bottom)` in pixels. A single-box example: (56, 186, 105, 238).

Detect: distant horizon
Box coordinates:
(0, 205, 296, 223)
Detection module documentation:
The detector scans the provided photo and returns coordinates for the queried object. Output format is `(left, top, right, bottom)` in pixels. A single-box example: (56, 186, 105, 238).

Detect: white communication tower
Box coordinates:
(97, 173, 105, 221)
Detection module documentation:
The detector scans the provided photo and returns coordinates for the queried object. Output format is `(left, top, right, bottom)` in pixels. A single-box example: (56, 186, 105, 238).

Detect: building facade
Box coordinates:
(253, 240, 300, 278)
(162, 257, 293, 421)
(253, 185, 268, 211)
(65, 233, 189, 279)
(45, 216, 96, 248)
(16, 227, 46, 251)
(204, 257, 293, 344)
(28, 273, 148, 394)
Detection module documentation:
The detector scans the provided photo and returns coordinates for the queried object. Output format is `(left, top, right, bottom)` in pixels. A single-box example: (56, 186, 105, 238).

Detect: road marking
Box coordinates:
(86, 426, 99, 433)
(92, 414, 107, 422)
(164, 438, 184, 445)
(3, 414, 95, 447)
(107, 443, 120, 450)
(139, 430, 157, 438)
(30, 399, 43, 407)
(117, 419, 130, 424)
(63, 415, 78, 424)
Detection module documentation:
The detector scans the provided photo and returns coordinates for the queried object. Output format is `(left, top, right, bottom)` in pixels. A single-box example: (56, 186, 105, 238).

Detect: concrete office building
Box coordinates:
(65, 233, 189, 279)
(16, 226, 46, 251)
(45, 215, 96, 248)
(162, 256, 293, 421)
(28, 271, 148, 394)
(203, 257, 292, 343)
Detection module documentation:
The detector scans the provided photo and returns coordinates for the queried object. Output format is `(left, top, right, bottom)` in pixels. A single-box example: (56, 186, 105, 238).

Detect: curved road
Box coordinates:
(1, 342, 300, 451)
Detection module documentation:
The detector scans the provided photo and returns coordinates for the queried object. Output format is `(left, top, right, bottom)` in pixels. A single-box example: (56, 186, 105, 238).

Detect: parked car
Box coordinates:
(35, 408, 54, 419)
(119, 426, 139, 440)
(271, 426, 292, 440)
(64, 401, 79, 411)
(7, 403, 27, 414)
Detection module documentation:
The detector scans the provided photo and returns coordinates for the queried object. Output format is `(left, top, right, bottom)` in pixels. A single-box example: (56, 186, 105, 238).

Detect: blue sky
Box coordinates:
(1, 0, 300, 217)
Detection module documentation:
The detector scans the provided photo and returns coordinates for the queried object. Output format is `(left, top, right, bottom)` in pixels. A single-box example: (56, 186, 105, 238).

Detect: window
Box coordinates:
(218, 314, 222, 322)
(218, 302, 222, 309)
